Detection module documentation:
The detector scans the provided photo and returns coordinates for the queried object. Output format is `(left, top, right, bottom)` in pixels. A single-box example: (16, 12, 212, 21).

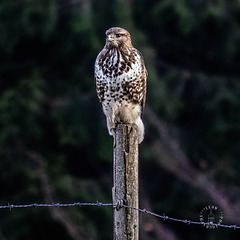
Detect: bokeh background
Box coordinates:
(0, 0, 240, 239)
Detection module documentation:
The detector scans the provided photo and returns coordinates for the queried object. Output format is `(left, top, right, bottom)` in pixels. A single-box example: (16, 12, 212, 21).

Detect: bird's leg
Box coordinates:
(106, 118, 114, 136)
(107, 118, 117, 147)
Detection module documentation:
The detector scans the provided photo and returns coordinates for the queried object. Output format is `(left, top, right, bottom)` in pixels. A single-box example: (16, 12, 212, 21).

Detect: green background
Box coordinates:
(0, 0, 240, 239)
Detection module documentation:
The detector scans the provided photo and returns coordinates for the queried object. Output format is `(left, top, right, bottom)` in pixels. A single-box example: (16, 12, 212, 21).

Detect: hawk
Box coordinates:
(94, 27, 147, 143)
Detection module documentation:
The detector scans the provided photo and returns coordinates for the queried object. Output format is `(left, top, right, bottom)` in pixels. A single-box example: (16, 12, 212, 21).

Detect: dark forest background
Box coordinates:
(0, 0, 240, 239)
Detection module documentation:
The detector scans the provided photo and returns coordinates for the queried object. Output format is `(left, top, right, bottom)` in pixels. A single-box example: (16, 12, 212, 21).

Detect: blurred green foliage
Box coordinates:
(0, 0, 240, 239)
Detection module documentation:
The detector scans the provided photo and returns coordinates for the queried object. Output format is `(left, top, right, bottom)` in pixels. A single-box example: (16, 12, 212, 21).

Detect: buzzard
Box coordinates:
(94, 27, 147, 143)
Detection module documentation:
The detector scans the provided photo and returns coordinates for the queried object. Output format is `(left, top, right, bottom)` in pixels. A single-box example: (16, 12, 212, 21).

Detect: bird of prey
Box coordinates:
(95, 27, 147, 143)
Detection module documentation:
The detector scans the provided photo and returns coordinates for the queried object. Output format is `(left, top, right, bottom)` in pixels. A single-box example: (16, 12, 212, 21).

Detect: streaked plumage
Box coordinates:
(94, 27, 147, 143)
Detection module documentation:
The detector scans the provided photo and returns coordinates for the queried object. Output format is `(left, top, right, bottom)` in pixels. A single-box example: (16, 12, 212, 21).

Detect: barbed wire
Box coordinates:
(0, 201, 239, 230)
(122, 205, 239, 229)
(0, 202, 112, 210)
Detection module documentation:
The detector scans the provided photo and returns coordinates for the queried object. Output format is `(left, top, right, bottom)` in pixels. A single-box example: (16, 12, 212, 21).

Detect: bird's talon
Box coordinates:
(111, 123, 116, 130)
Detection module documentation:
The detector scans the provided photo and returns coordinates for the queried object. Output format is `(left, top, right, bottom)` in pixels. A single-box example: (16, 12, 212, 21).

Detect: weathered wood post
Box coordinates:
(112, 124, 139, 240)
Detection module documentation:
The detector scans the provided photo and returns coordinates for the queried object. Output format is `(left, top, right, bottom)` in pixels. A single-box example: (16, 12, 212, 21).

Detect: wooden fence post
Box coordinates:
(112, 124, 139, 240)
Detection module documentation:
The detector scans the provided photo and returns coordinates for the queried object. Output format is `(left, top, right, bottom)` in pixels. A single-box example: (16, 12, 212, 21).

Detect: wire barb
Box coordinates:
(8, 203, 13, 211)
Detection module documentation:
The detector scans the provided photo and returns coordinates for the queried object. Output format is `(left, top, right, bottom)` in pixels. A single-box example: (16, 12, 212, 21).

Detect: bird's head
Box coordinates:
(105, 27, 132, 49)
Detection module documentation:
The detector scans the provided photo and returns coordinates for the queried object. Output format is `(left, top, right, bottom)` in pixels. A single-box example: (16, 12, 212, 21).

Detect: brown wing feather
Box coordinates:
(139, 50, 147, 115)
(133, 49, 147, 117)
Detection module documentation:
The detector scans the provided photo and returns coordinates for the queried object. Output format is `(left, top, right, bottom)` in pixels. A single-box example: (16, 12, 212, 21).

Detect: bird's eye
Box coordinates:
(116, 34, 122, 38)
